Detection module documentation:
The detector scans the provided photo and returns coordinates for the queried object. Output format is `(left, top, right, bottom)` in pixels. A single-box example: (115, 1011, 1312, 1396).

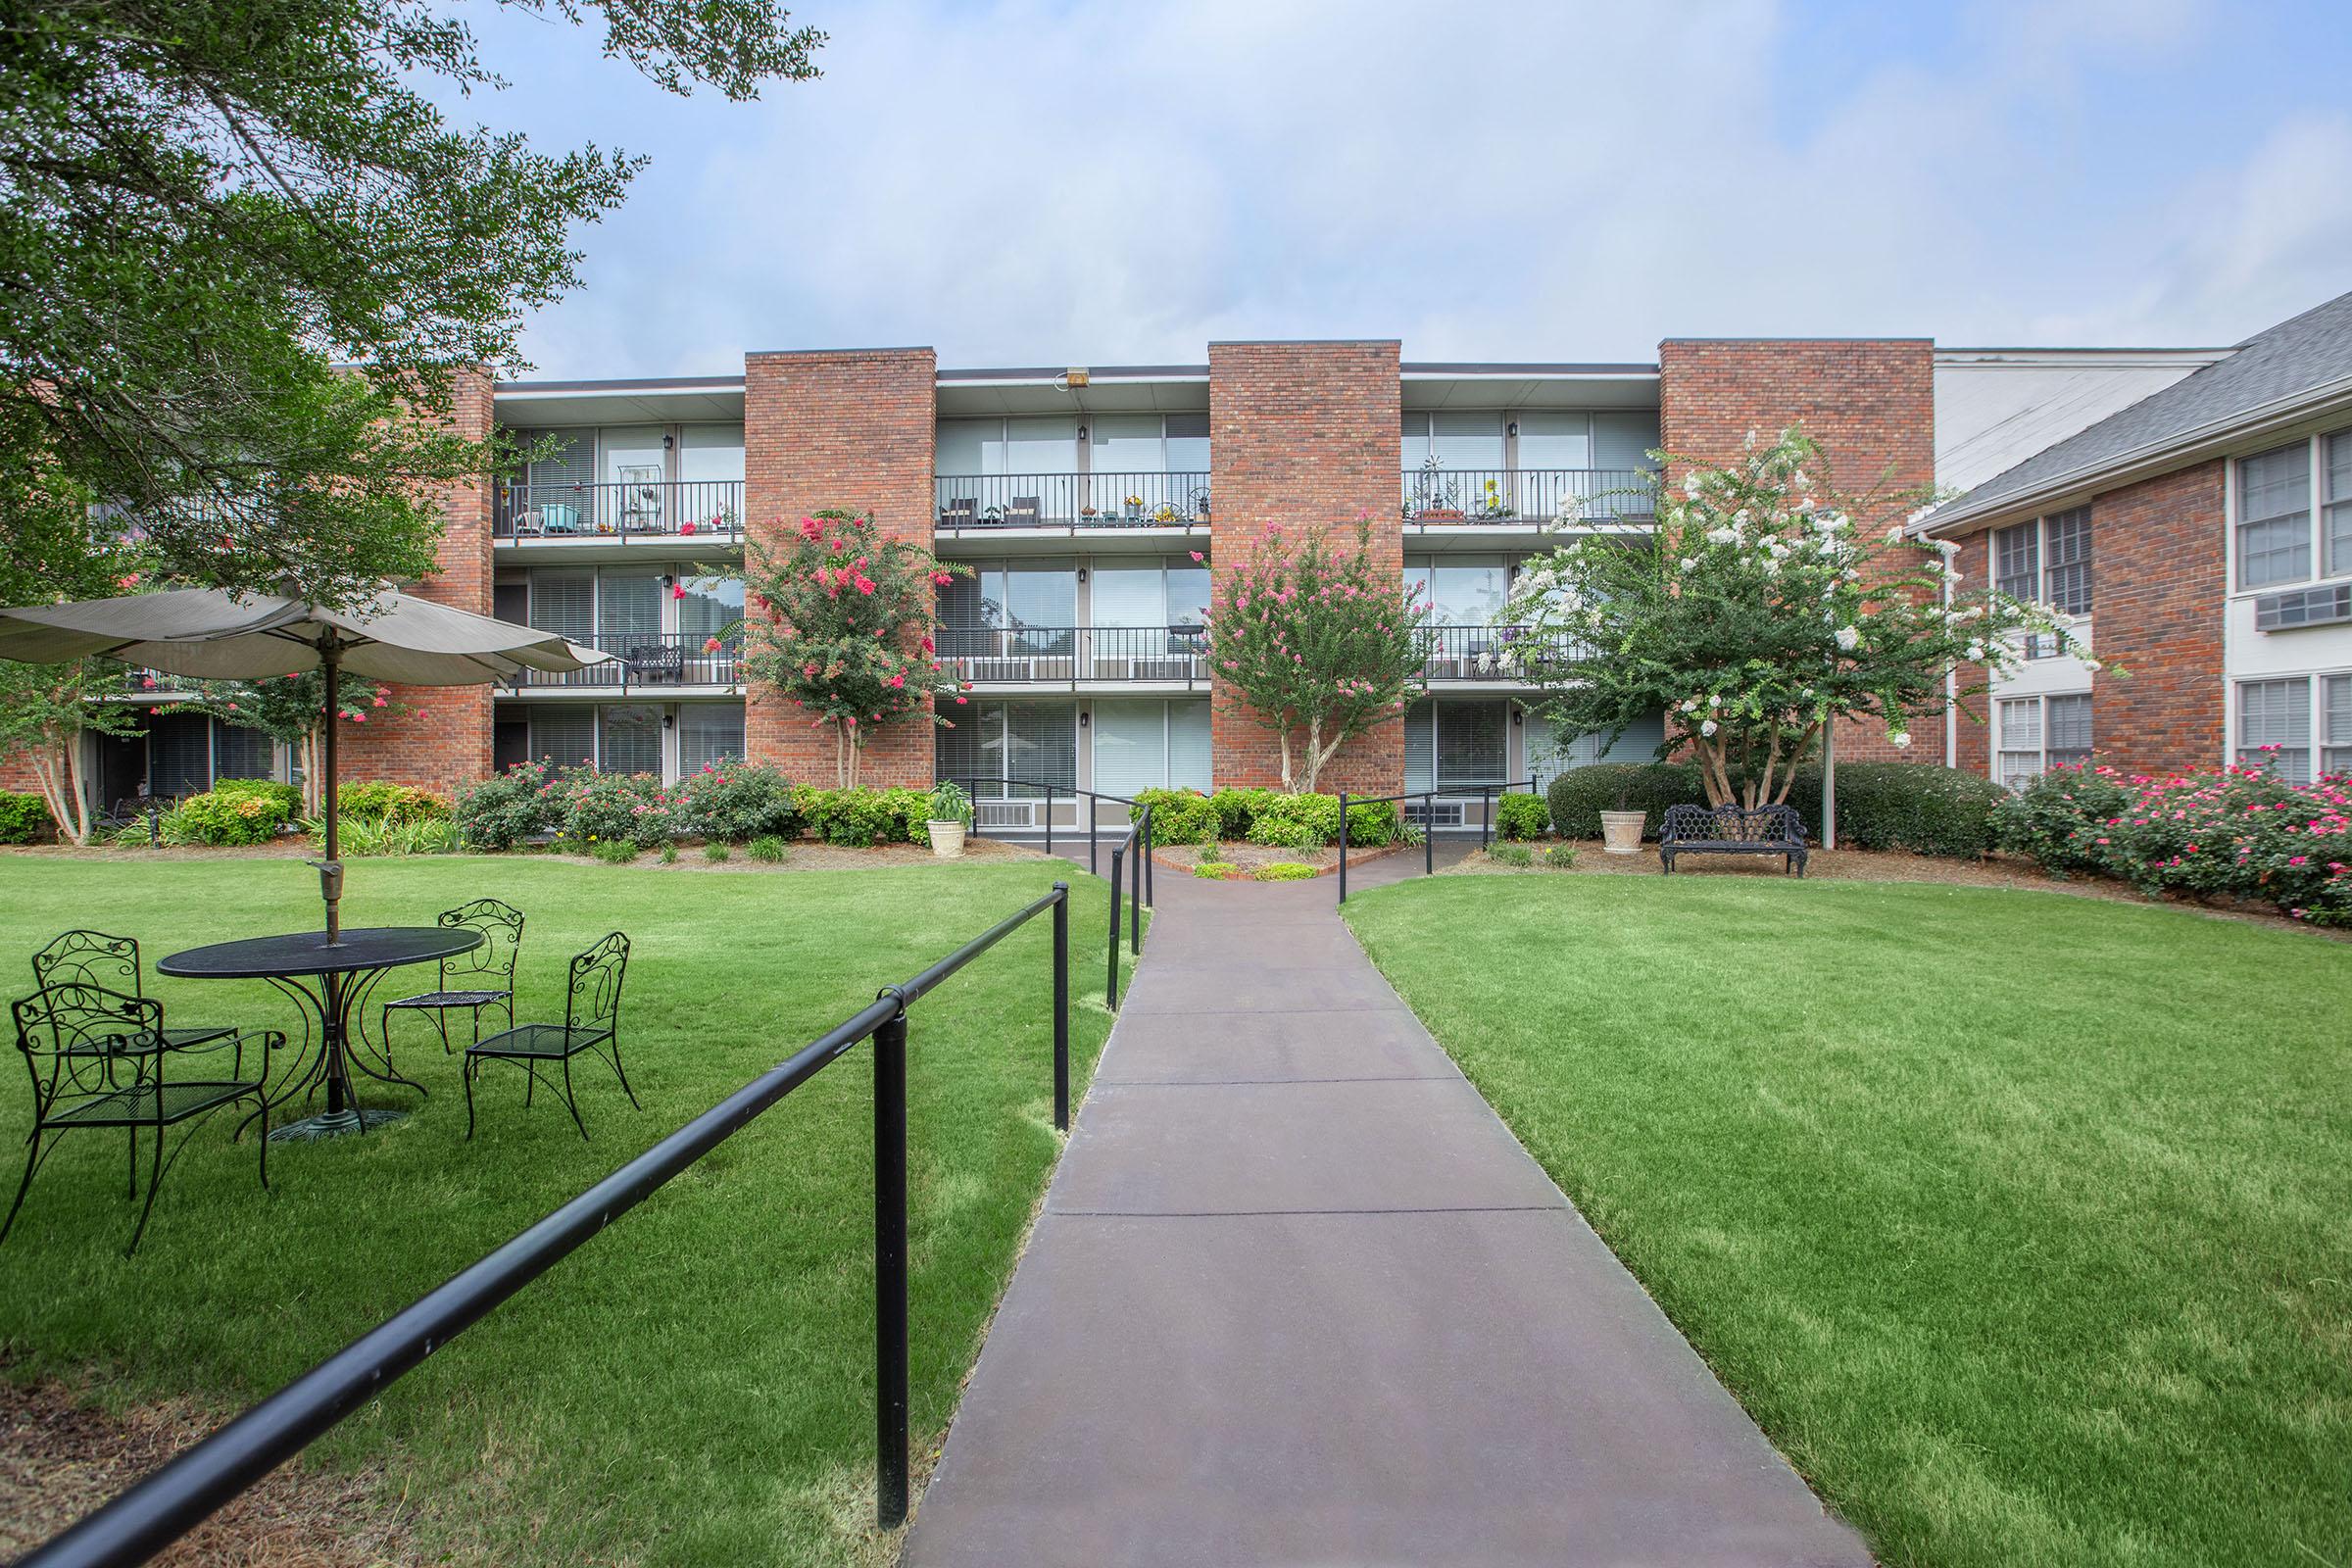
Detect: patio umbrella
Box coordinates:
(0, 587, 607, 941)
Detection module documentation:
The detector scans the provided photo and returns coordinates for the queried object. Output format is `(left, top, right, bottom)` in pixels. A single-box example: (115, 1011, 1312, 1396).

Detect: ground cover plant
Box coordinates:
(0, 857, 1123, 1566)
(1346, 875, 2350, 1568)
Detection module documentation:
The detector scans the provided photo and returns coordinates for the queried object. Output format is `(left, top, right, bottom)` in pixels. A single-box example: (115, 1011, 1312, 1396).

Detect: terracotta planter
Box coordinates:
(927, 820, 966, 858)
(1599, 809, 1646, 856)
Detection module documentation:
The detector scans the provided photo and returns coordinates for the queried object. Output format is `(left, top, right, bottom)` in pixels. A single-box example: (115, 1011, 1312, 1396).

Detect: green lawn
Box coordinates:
(1347, 876, 2351, 1568)
(0, 854, 1123, 1566)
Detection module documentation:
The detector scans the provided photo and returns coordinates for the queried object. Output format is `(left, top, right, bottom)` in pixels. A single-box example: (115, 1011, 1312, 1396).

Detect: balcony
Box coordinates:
(495, 480, 745, 544)
(1417, 625, 1583, 682)
(941, 626, 1209, 687)
(934, 473, 1210, 531)
(505, 632, 742, 692)
(1400, 468, 1655, 526)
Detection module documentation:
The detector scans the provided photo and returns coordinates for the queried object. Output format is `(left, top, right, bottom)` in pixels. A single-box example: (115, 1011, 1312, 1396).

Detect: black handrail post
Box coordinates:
(1107, 845, 1123, 1010)
(1481, 785, 1494, 851)
(1051, 882, 1070, 1133)
(1045, 783, 1054, 858)
(1424, 792, 1434, 876)
(1088, 800, 1098, 875)
(872, 999, 910, 1531)
(1128, 827, 1142, 955)
(1143, 806, 1154, 907)
(1338, 792, 1349, 905)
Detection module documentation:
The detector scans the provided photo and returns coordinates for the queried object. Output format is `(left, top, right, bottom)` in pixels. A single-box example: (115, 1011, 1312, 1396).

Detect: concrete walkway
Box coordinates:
(904, 856, 1869, 1568)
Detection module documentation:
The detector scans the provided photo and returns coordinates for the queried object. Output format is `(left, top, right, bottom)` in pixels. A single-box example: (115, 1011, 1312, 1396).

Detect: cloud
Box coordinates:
(457, 0, 2349, 376)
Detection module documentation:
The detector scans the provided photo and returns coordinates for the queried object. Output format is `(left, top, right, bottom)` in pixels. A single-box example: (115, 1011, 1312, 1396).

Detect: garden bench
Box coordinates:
(1658, 803, 1808, 877)
(624, 641, 685, 684)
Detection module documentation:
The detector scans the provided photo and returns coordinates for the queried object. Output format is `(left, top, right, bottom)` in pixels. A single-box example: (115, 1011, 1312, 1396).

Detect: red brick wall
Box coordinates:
(1659, 338, 1936, 764)
(1207, 341, 1404, 793)
(2085, 461, 2227, 776)
(742, 348, 940, 788)
(339, 367, 498, 796)
(1952, 530, 1995, 776)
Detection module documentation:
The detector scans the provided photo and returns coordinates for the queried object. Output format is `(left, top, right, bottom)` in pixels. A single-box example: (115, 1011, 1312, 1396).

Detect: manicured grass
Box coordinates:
(0, 855, 1123, 1565)
(1347, 876, 2351, 1568)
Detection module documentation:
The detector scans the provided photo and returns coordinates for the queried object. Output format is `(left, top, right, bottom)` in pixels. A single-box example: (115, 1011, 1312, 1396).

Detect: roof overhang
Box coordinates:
(1400, 365, 1658, 411)
(494, 376, 746, 426)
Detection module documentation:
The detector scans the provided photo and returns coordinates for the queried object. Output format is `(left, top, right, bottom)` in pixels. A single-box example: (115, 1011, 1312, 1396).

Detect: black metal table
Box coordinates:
(157, 927, 484, 1141)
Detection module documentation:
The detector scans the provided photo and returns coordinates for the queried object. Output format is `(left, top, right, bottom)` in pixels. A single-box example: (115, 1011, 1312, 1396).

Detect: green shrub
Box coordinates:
(1543, 842, 1579, 868)
(927, 779, 975, 827)
(0, 792, 52, 845)
(161, 786, 293, 847)
(1234, 793, 1401, 850)
(1344, 801, 1400, 846)
(1134, 788, 1219, 847)
(208, 777, 304, 824)
(746, 835, 791, 863)
(1192, 860, 1238, 879)
(456, 760, 564, 851)
(1785, 762, 2004, 858)
(659, 842, 678, 864)
(1545, 763, 1703, 839)
(673, 762, 801, 844)
(591, 838, 640, 864)
(1991, 764, 2134, 874)
(705, 842, 732, 863)
(1489, 842, 1534, 867)
(557, 771, 681, 851)
(337, 780, 452, 823)
(1252, 861, 1318, 881)
(309, 815, 457, 857)
(795, 786, 929, 848)
(1207, 787, 1278, 840)
(1494, 792, 1547, 841)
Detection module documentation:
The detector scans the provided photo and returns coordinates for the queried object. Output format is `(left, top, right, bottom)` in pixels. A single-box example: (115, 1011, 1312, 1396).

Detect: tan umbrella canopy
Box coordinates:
(0, 587, 607, 939)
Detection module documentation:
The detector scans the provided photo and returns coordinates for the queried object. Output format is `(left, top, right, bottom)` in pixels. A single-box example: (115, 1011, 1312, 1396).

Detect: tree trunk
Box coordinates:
(836, 720, 859, 789)
(27, 724, 88, 846)
(1277, 727, 1297, 794)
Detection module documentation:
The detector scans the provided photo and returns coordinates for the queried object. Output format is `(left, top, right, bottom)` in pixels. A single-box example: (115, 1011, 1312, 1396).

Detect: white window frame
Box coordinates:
(2230, 424, 2352, 595)
(1993, 693, 2092, 789)
(1992, 508, 2093, 620)
(2231, 670, 2352, 784)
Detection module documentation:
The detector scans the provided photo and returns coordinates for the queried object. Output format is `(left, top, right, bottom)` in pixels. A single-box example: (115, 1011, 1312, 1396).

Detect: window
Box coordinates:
(214, 722, 276, 782)
(936, 416, 1082, 475)
(1403, 698, 1509, 793)
(939, 561, 1078, 657)
(2236, 677, 2311, 783)
(676, 424, 745, 485)
(1993, 693, 2091, 788)
(1088, 414, 1211, 476)
(676, 574, 743, 639)
(2326, 674, 2352, 777)
(526, 706, 598, 772)
(938, 702, 1078, 798)
(600, 704, 663, 777)
(1524, 709, 1664, 796)
(1994, 508, 2092, 615)
(2328, 431, 2352, 580)
(1090, 701, 1211, 796)
(677, 704, 744, 776)
(2238, 443, 2313, 589)
(1400, 412, 1504, 471)
(1404, 556, 1509, 626)
(1996, 698, 2044, 791)
(2046, 693, 2093, 769)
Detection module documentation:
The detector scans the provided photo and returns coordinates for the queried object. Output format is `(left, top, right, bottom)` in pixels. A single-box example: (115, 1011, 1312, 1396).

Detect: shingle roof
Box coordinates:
(1926, 289, 2352, 529)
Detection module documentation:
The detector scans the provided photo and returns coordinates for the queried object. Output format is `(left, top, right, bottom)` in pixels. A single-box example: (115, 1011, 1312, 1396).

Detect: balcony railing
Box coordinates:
(1416, 624, 1584, 681)
(495, 480, 745, 542)
(934, 472, 1210, 530)
(507, 631, 742, 691)
(939, 625, 1209, 686)
(1400, 467, 1655, 525)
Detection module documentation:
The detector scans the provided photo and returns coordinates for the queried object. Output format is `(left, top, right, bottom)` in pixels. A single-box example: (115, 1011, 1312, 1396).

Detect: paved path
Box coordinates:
(904, 857, 1868, 1567)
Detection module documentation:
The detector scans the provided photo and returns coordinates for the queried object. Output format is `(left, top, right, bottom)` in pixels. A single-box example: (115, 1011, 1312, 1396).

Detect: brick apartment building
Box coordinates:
(54, 296, 2348, 829)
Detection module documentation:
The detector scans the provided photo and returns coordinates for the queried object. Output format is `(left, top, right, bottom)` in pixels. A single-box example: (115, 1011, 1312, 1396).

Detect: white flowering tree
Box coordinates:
(1506, 427, 2077, 809)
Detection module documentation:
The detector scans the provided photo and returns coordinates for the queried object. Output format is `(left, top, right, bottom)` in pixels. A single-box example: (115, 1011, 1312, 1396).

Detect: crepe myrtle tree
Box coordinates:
(0, 662, 143, 846)
(1207, 517, 1428, 794)
(1507, 427, 2082, 809)
(736, 510, 972, 787)
(158, 671, 414, 816)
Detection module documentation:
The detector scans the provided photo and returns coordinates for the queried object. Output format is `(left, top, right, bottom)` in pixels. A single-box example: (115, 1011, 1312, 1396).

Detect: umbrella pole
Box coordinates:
(320, 640, 343, 945)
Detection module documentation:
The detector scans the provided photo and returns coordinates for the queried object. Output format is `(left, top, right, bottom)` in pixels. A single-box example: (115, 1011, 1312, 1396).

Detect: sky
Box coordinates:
(439, 0, 2352, 379)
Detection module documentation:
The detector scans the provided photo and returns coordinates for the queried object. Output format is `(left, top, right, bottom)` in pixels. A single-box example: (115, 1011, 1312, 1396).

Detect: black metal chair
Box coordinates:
(381, 900, 524, 1066)
(939, 496, 977, 527)
(1004, 495, 1042, 526)
(32, 931, 235, 1053)
(464, 933, 634, 1142)
(5, 984, 277, 1254)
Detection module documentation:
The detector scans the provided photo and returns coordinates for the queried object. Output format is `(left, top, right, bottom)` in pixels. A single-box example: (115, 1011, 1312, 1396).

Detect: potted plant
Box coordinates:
(927, 780, 974, 858)
(1123, 493, 1145, 521)
(1599, 783, 1645, 857)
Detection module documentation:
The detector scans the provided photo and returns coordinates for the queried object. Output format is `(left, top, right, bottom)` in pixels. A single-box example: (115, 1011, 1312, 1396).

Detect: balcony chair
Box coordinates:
(624, 641, 686, 685)
(5, 984, 278, 1254)
(33, 930, 236, 1053)
(939, 496, 977, 527)
(1004, 495, 1042, 527)
(380, 900, 524, 1068)
(464, 933, 635, 1142)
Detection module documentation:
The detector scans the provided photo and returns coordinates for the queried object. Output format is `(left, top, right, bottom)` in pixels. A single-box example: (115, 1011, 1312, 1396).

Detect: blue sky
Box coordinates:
(440, 0, 2352, 378)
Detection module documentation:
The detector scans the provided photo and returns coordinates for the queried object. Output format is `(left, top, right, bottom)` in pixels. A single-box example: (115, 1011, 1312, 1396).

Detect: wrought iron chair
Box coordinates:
(5, 984, 278, 1254)
(464, 933, 634, 1142)
(380, 900, 524, 1064)
(32, 931, 235, 1053)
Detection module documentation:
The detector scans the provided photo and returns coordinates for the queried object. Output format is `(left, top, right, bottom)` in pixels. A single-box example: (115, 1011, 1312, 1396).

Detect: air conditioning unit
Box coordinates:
(1403, 801, 1466, 829)
(964, 659, 1034, 682)
(975, 800, 1035, 829)
(1129, 657, 1193, 681)
(2256, 583, 2352, 631)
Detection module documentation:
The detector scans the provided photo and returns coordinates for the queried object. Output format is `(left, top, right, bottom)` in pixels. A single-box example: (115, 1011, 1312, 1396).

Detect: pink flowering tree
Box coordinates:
(737, 509, 971, 787)
(162, 671, 412, 815)
(1207, 518, 1427, 794)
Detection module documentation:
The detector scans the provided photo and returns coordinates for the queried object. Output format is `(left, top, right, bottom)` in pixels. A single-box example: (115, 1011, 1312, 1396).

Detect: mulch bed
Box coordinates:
(1151, 841, 1400, 879)
(0, 1369, 420, 1566)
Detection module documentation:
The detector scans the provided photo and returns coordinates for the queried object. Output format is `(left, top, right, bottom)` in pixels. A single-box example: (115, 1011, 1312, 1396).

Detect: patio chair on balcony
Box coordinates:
(1004, 495, 1042, 527)
(5, 984, 278, 1254)
(33, 930, 235, 1053)
(380, 900, 524, 1065)
(464, 933, 635, 1142)
(939, 497, 977, 528)
(624, 641, 686, 685)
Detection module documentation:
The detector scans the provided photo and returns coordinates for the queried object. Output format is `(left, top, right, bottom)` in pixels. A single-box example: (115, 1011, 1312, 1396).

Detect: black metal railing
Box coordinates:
(1399, 467, 1655, 524)
(506, 631, 742, 691)
(1336, 776, 1538, 904)
(933, 472, 1210, 530)
(942, 776, 1152, 1009)
(495, 479, 745, 542)
(1415, 624, 1585, 681)
(14, 885, 1084, 1564)
(938, 626, 1210, 686)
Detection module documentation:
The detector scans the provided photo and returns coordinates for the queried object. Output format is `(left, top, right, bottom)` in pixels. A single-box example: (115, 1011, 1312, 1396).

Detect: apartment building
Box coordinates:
(1921, 289, 2352, 787)
(48, 325, 2246, 823)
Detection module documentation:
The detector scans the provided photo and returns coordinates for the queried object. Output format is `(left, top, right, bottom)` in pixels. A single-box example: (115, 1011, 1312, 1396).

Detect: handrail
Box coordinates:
(15, 884, 1079, 1565)
(1336, 776, 1538, 904)
(941, 775, 1152, 1008)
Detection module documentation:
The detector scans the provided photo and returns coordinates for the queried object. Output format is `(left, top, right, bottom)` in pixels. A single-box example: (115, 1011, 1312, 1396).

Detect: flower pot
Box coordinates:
(927, 820, 966, 858)
(1599, 809, 1646, 856)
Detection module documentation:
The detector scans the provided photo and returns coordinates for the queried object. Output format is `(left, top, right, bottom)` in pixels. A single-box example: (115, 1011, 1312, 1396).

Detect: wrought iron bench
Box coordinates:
(625, 641, 685, 684)
(1658, 804, 1808, 877)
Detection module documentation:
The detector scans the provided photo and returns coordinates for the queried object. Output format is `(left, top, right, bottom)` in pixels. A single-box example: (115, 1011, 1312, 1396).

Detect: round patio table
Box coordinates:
(157, 927, 483, 1142)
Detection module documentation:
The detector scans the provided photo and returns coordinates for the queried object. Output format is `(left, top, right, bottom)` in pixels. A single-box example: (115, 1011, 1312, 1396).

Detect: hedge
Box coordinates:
(0, 791, 51, 845)
(1494, 792, 1547, 841)
(1545, 760, 2003, 858)
(1545, 763, 1704, 840)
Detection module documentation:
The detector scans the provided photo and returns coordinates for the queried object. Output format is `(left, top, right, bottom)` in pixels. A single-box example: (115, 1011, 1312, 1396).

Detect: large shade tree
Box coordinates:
(0, 0, 823, 609)
(1507, 428, 2081, 808)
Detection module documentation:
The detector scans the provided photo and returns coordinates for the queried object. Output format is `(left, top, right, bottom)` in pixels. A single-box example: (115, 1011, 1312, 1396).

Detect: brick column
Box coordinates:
(1207, 341, 1403, 793)
(1658, 338, 1936, 764)
(2087, 462, 2226, 776)
(342, 366, 497, 796)
(743, 348, 939, 787)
